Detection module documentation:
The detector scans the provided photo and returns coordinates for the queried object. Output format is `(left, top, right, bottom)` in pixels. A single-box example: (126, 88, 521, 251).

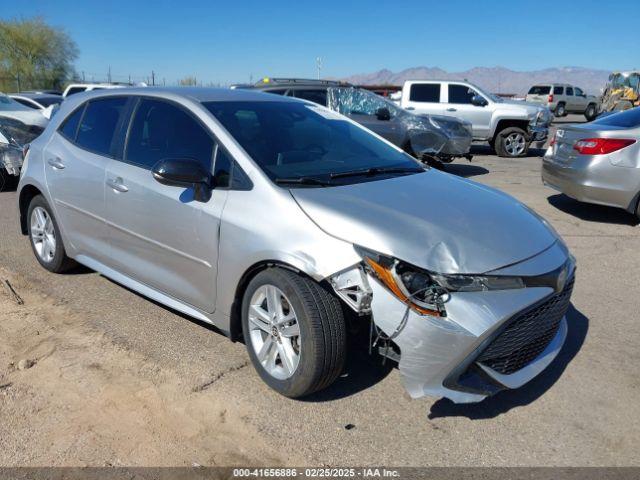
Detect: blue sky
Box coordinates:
(2, 0, 638, 85)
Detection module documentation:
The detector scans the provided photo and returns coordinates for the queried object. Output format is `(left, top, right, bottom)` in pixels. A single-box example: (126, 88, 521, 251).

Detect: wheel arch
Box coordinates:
(493, 119, 530, 139)
(229, 260, 305, 342)
(18, 184, 44, 235)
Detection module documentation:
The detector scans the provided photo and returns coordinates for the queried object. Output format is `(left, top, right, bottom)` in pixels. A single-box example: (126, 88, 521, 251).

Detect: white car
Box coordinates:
(399, 80, 552, 158)
(9, 93, 63, 111)
(62, 83, 126, 98)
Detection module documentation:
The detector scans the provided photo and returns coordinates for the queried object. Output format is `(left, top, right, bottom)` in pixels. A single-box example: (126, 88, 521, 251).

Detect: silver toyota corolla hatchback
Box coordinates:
(18, 88, 575, 403)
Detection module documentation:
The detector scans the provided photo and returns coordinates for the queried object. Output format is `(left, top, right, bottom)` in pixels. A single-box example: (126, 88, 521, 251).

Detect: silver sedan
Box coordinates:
(542, 108, 640, 219)
(18, 87, 574, 403)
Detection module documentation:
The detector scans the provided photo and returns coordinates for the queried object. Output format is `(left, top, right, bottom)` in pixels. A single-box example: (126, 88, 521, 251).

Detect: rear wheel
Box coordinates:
(495, 127, 529, 158)
(0, 168, 7, 192)
(241, 268, 346, 398)
(555, 103, 567, 117)
(27, 195, 75, 273)
(584, 104, 597, 121)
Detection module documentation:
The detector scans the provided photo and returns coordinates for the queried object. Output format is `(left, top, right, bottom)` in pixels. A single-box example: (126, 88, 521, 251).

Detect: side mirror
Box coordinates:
(152, 158, 212, 202)
(375, 107, 391, 121)
(471, 95, 487, 107)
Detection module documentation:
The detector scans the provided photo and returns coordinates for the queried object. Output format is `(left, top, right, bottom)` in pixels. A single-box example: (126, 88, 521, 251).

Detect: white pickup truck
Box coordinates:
(399, 80, 552, 157)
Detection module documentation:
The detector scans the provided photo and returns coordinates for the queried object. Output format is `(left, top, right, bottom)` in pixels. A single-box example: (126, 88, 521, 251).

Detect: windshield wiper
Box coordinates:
(329, 166, 424, 179)
(274, 176, 334, 186)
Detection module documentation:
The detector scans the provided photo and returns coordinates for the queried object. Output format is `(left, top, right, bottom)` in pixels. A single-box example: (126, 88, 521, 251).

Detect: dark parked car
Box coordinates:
(241, 78, 473, 167)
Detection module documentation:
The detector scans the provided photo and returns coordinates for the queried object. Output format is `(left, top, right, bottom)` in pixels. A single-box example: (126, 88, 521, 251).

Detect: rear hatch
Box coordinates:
(526, 86, 551, 104)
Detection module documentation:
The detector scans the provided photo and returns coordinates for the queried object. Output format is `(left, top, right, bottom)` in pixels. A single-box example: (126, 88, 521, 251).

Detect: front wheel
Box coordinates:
(494, 127, 529, 158)
(241, 268, 346, 398)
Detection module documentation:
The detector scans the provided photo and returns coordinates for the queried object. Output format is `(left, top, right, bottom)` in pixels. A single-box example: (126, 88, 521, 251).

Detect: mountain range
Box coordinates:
(340, 66, 611, 96)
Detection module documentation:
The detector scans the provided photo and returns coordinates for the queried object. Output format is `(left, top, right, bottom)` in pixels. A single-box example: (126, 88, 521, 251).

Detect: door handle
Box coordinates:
(106, 178, 129, 193)
(47, 158, 65, 170)
(446, 108, 457, 112)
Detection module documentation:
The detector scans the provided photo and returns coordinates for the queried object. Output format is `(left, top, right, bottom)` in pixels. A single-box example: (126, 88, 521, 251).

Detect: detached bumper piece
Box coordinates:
(528, 125, 549, 142)
(450, 275, 574, 395)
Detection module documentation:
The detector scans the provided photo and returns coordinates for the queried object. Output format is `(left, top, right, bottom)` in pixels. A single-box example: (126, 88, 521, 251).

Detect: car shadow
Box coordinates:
(441, 163, 489, 178)
(427, 304, 588, 420)
(301, 328, 394, 402)
(548, 194, 639, 226)
(470, 144, 546, 158)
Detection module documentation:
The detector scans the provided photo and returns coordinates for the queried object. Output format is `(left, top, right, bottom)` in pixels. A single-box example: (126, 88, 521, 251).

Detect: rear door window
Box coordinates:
(125, 98, 214, 171)
(529, 86, 551, 95)
(566, 87, 574, 96)
(553, 86, 563, 95)
(75, 97, 128, 156)
(409, 83, 440, 102)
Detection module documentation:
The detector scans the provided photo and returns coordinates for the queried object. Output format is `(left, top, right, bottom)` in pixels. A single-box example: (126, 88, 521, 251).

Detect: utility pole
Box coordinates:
(316, 57, 323, 80)
(108, 66, 112, 83)
(151, 70, 155, 86)
(82, 71, 85, 82)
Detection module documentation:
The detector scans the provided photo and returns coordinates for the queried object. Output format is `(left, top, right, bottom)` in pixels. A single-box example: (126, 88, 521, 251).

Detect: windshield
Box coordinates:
(0, 117, 44, 145)
(204, 100, 422, 186)
(468, 84, 502, 103)
(328, 87, 404, 118)
(0, 94, 32, 112)
(593, 107, 640, 128)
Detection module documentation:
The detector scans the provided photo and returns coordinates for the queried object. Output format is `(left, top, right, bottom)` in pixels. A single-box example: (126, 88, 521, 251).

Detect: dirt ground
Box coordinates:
(0, 267, 285, 467)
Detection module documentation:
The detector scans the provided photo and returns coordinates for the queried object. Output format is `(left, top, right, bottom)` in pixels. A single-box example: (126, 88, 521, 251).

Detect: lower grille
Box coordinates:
(477, 276, 574, 375)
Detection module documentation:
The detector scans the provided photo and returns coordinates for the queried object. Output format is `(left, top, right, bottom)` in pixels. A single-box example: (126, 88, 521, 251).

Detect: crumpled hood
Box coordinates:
(291, 170, 558, 274)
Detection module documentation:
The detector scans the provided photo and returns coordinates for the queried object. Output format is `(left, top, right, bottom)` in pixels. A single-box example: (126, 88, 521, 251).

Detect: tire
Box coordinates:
(636, 197, 640, 222)
(27, 195, 76, 273)
(555, 103, 567, 117)
(0, 168, 7, 192)
(584, 104, 597, 122)
(241, 268, 346, 398)
(494, 127, 529, 158)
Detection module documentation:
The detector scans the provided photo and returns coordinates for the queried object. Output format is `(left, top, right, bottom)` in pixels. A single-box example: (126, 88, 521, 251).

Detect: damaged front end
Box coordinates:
(0, 117, 44, 179)
(327, 87, 472, 166)
(329, 243, 575, 404)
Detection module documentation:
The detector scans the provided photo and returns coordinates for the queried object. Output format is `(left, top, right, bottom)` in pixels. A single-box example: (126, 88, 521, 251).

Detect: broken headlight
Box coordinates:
(356, 247, 525, 317)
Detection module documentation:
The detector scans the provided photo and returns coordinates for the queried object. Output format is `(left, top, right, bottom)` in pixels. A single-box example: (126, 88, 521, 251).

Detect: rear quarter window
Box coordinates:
(528, 86, 551, 95)
(58, 105, 86, 141)
(553, 86, 563, 94)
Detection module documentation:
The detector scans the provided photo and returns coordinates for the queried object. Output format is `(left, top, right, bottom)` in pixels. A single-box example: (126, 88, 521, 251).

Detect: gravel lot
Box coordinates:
(1, 115, 638, 466)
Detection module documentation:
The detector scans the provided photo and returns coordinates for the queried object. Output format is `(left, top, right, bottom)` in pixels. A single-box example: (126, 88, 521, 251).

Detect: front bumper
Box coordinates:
(528, 124, 549, 143)
(0, 146, 24, 176)
(367, 241, 574, 403)
(542, 154, 639, 211)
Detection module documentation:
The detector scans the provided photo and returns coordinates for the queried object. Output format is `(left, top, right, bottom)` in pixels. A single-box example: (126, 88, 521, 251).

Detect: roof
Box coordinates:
(253, 77, 350, 87)
(65, 86, 300, 104)
(10, 92, 62, 100)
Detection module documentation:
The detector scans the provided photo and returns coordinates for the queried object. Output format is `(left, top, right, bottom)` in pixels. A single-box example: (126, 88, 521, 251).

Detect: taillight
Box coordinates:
(573, 138, 636, 155)
(549, 132, 557, 146)
(548, 94, 553, 103)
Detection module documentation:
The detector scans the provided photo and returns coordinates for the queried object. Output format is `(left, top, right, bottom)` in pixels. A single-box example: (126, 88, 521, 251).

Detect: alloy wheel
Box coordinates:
(30, 206, 56, 263)
(504, 132, 526, 156)
(248, 285, 301, 380)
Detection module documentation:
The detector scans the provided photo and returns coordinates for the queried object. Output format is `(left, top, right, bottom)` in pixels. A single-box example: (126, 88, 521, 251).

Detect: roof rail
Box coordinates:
(255, 77, 349, 86)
